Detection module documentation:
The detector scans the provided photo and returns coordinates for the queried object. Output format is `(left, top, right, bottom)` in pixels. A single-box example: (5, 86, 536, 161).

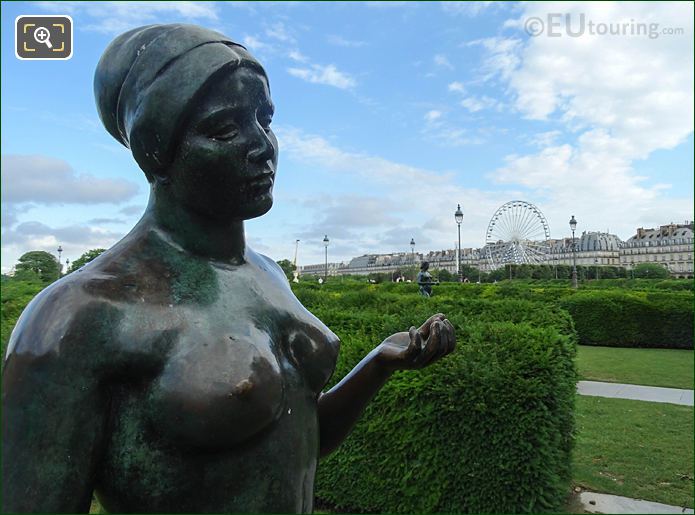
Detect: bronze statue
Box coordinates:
(417, 261, 438, 297)
(1, 24, 456, 513)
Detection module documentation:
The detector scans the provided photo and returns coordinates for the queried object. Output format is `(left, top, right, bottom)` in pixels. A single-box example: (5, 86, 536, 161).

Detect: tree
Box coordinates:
(633, 263, 670, 279)
(67, 249, 107, 273)
(459, 265, 481, 282)
(437, 268, 454, 282)
(487, 268, 507, 282)
(276, 259, 296, 280)
(14, 251, 60, 284)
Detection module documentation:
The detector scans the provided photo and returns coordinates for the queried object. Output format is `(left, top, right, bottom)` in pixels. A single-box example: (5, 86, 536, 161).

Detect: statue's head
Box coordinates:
(94, 24, 277, 221)
(420, 261, 429, 271)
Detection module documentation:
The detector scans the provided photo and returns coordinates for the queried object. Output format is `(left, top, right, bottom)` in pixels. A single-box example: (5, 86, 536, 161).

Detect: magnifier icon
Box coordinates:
(34, 26, 53, 49)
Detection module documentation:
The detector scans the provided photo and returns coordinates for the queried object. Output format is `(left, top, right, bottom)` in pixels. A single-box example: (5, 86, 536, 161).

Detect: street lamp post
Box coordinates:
(570, 215, 578, 288)
(455, 204, 463, 282)
(323, 235, 329, 282)
(292, 240, 300, 282)
(594, 258, 600, 280)
(410, 238, 415, 262)
(57, 245, 63, 276)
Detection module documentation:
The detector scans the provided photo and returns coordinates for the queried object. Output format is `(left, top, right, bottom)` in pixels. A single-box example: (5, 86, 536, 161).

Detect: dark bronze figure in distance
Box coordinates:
(417, 261, 439, 297)
(1, 24, 456, 514)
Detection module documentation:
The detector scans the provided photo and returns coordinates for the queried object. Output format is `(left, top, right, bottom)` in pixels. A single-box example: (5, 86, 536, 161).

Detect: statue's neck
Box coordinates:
(144, 187, 247, 264)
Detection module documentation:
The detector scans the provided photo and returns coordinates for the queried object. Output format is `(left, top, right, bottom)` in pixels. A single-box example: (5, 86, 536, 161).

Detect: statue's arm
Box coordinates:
(1, 291, 110, 513)
(317, 314, 455, 457)
(317, 345, 393, 457)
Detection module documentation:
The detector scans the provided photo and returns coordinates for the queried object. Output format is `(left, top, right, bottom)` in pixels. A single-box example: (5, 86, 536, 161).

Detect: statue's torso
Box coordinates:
(74, 233, 340, 513)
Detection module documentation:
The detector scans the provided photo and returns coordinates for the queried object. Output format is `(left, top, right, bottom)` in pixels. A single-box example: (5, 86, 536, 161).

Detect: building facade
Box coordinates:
(548, 231, 623, 268)
(299, 221, 694, 279)
(619, 222, 694, 278)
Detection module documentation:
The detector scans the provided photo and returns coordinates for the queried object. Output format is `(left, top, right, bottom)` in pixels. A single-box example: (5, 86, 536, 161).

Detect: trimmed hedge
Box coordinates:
(560, 291, 693, 349)
(306, 281, 692, 349)
(293, 283, 578, 513)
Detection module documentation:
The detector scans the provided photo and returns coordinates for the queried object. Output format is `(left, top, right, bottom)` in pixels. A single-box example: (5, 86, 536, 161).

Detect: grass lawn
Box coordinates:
(576, 345, 694, 389)
(573, 396, 694, 508)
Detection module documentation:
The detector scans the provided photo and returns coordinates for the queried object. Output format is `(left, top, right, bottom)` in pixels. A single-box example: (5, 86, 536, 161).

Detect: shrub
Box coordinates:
(560, 291, 693, 349)
(315, 320, 577, 513)
(292, 283, 578, 512)
(1, 277, 46, 367)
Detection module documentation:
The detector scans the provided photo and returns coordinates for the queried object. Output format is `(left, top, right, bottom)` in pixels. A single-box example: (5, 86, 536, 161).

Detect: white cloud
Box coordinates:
(119, 205, 147, 217)
(421, 110, 486, 147)
(326, 35, 367, 48)
(1, 155, 139, 205)
(288, 50, 308, 63)
(482, 2, 694, 237)
(529, 130, 562, 148)
(287, 64, 356, 90)
(242, 35, 279, 56)
(447, 80, 499, 112)
(466, 37, 523, 81)
(442, 1, 497, 17)
(448, 81, 466, 93)
(460, 95, 498, 112)
(265, 22, 295, 43)
(2, 221, 125, 273)
(275, 126, 506, 263)
(424, 110, 443, 122)
(434, 54, 454, 70)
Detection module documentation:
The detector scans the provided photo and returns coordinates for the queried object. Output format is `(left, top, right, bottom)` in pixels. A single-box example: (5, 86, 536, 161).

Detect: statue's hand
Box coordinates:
(376, 313, 456, 372)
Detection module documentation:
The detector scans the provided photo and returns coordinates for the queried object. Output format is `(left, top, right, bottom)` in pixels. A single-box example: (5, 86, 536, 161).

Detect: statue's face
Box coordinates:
(169, 66, 278, 221)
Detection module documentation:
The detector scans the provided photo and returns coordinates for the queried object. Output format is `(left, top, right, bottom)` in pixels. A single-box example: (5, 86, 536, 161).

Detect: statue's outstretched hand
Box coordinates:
(376, 313, 456, 372)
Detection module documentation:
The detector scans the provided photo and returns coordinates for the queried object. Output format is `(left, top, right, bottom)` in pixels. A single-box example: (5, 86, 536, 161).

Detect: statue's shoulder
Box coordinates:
(251, 249, 290, 285)
(4, 269, 121, 364)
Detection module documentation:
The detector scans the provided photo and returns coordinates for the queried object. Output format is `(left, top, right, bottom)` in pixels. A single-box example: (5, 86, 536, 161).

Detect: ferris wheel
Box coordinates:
(484, 200, 551, 269)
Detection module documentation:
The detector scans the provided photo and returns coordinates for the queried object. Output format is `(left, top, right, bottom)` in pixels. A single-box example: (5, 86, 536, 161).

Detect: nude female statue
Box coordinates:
(1, 24, 455, 513)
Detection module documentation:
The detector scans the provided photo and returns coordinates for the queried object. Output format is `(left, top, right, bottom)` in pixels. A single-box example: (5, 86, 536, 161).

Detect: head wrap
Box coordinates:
(94, 24, 264, 181)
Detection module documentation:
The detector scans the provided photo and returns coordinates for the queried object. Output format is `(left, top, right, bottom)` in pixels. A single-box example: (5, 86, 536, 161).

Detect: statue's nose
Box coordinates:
(248, 128, 274, 163)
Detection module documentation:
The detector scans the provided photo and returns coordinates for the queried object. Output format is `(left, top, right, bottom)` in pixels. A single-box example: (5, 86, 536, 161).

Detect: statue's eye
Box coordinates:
(209, 124, 239, 141)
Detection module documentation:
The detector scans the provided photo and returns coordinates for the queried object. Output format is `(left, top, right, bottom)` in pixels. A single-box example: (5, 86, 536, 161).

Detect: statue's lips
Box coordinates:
(243, 172, 274, 196)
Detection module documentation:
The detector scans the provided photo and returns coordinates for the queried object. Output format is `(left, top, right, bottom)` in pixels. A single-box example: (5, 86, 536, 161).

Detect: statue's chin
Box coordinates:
(241, 194, 273, 221)
(215, 194, 274, 222)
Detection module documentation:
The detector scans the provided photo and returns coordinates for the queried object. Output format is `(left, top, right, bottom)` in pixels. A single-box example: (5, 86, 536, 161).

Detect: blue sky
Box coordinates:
(2, 1, 693, 271)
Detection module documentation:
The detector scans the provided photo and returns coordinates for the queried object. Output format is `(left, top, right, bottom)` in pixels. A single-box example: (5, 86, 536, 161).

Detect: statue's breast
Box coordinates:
(283, 316, 340, 394)
(144, 321, 285, 449)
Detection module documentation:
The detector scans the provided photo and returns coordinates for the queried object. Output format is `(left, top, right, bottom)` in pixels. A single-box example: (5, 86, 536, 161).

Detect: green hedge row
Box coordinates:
(293, 284, 578, 513)
(560, 291, 693, 349)
(303, 281, 692, 349)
